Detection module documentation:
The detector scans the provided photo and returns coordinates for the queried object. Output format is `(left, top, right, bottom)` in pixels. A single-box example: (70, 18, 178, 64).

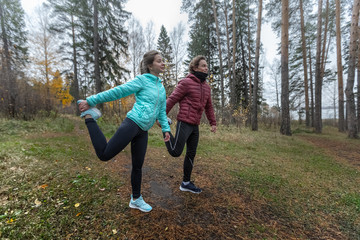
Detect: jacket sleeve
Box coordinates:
(86, 76, 143, 107)
(205, 90, 216, 126)
(157, 89, 171, 132)
(166, 79, 187, 114)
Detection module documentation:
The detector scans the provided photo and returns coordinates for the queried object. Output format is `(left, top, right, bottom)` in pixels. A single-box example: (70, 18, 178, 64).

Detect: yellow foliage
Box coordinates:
(50, 70, 74, 107)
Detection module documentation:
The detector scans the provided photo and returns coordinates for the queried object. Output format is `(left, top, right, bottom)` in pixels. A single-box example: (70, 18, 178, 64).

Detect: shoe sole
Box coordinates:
(179, 186, 202, 194)
(129, 202, 152, 212)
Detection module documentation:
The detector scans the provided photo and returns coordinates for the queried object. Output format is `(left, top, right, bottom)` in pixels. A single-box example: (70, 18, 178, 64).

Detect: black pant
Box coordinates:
(165, 121, 199, 182)
(85, 117, 148, 198)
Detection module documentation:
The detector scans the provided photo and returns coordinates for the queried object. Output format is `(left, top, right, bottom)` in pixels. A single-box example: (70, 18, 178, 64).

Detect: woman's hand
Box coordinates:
(211, 125, 217, 133)
(78, 100, 90, 112)
(164, 132, 170, 142)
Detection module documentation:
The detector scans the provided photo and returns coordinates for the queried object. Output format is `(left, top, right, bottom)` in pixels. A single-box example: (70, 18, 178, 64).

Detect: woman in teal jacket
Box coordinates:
(78, 50, 170, 213)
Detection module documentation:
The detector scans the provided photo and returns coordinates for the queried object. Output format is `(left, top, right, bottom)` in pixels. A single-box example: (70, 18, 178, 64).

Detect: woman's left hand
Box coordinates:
(164, 132, 170, 142)
(211, 125, 217, 133)
(78, 100, 90, 112)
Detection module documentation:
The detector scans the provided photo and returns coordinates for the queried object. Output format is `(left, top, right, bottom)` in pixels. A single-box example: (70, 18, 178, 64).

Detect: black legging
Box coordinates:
(165, 121, 199, 182)
(85, 117, 148, 198)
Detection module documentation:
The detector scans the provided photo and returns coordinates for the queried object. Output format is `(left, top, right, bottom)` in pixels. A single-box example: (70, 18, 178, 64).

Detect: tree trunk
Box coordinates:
(240, 30, 248, 108)
(0, 2, 16, 117)
(93, 0, 101, 95)
(320, 0, 329, 77)
(299, 0, 310, 127)
(232, 0, 237, 109)
(308, 45, 315, 127)
(224, 2, 232, 115)
(314, 0, 323, 133)
(251, 0, 262, 131)
(211, 0, 225, 119)
(358, 52, 360, 130)
(345, 0, 360, 138)
(335, 0, 345, 132)
(280, 0, 291, 136)
(247, 1, 253, 109)
(71, 13, 80, 114)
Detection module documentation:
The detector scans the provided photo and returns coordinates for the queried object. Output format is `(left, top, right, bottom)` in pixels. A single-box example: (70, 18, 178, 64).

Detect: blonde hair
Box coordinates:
(189, 55, 206, 74)
(140, 50, 160, 74)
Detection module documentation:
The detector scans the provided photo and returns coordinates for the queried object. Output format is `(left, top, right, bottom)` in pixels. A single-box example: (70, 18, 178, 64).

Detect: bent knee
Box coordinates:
(169, 151, 182, 157)
(98, 154, 112, 162)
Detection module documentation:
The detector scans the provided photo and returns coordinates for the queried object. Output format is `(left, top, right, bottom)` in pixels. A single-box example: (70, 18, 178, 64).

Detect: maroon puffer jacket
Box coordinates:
(166, 73, 216, 126)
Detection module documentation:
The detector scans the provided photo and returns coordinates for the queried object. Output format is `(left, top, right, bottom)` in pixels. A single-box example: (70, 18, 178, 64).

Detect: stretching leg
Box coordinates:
(85, 118, 140, 161)
(183, 125, 199, 182)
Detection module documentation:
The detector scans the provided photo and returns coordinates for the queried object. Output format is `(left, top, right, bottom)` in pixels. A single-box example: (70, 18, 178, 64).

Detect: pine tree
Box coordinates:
(0, 0, 28, 117)
(157, 25, 175, 95)
(182, 0, 220, 110)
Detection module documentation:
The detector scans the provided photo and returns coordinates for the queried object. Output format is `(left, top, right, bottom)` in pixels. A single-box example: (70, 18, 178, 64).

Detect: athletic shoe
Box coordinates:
(77, 100, 102, 120)
(129, 195, 152, 212)
(179, 181, 202, 194)
(80, 108, 102, 120)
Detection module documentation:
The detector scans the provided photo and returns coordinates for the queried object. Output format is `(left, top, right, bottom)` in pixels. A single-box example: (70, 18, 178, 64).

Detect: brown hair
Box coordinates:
(189, 55, 206, 74)
(140, 50, 160, 74)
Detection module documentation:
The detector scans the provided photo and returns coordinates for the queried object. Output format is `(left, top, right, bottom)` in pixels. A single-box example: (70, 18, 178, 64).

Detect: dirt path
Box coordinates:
(300, 135, 360, 169)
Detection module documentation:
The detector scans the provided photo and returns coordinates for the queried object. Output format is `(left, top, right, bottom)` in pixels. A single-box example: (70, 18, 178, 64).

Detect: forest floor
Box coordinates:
(0, 116, 359, 239)
(300, 134, 360, 170)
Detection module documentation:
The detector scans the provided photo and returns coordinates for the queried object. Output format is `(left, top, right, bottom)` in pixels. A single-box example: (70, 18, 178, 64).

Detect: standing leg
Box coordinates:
(130, 129, 148, 198)
(85, 118, 138, 161)
(183, 125, 199, 182)
(179, 125, 201, 193)
(128, 129, 153, 212)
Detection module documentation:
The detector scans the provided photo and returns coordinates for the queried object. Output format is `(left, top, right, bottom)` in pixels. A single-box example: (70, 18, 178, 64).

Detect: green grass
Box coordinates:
(0, 116, 359, 239)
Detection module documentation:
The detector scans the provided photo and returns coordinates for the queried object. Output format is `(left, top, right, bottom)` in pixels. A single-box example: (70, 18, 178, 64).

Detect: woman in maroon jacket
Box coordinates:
(165, 55, 216, 193)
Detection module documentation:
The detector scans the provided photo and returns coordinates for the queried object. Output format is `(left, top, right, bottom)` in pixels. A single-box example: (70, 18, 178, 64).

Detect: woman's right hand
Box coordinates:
(164, 132, 170, 142)
(78, 100, 90, 112)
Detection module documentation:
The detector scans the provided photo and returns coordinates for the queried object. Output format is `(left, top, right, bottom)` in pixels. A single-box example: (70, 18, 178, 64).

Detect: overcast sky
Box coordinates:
(21, 0, 188, 40)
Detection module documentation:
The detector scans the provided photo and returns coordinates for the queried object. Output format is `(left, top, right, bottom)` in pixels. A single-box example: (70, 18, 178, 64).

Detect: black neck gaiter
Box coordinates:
(193, 71, 208, 82)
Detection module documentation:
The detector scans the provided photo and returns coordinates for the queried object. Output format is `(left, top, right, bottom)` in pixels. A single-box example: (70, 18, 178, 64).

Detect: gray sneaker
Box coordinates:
(180, 181, 202, 194)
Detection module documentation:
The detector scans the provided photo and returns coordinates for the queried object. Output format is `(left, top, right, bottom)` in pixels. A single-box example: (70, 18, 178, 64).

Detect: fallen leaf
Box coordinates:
(74, 203, 80, 208)
(6, 218, 15, 224)
(34, 199, 42, 207)
(76, 212, 82, 217)
(99, 188, 105, 191)
(85, 167, 91, 171)
(40, 184, 48, 189)
(165, 226, 168, 231)
(112, 229, 117, 234)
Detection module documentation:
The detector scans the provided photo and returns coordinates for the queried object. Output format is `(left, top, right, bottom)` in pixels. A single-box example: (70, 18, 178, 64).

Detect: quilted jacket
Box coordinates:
(166, 73, 216, 126)
(86, 73, 170, 132)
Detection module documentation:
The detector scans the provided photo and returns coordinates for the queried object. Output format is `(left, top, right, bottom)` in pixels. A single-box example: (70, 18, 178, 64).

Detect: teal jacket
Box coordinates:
(86, 73, 170, 132)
